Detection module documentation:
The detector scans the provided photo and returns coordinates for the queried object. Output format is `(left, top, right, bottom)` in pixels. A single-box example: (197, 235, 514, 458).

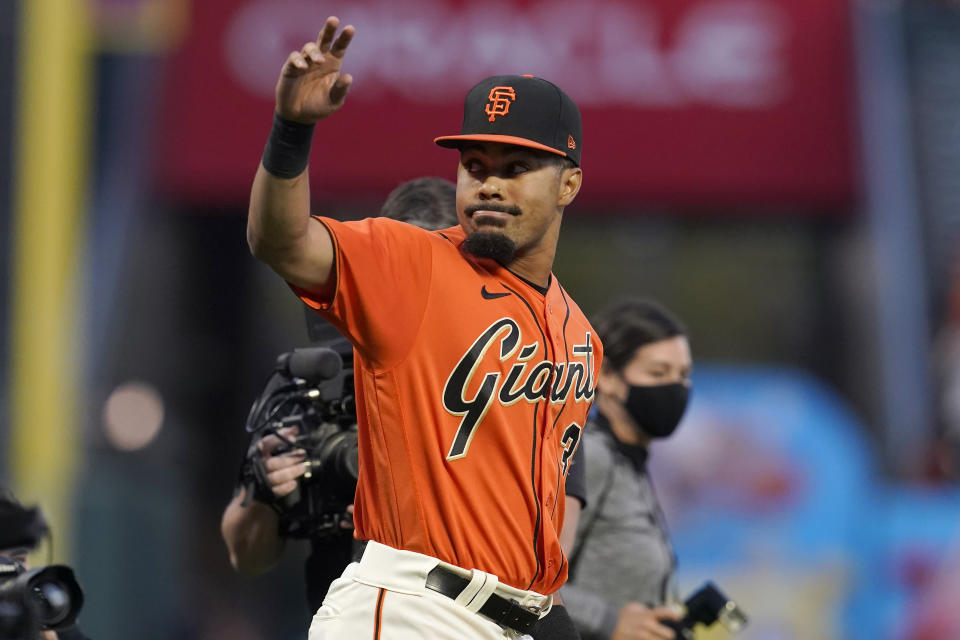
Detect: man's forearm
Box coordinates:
(560, 496, 582, 557)
(247, 153, 336, 294)
(221, 488, 285, 575)
(247, 163, 312, 264)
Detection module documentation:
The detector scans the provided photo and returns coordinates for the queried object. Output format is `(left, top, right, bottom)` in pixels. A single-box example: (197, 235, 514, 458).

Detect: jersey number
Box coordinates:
(560, 422, 582, 475)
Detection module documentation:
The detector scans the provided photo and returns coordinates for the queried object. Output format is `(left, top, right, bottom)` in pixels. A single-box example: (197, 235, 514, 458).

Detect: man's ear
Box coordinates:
(558, 167, 582, 207)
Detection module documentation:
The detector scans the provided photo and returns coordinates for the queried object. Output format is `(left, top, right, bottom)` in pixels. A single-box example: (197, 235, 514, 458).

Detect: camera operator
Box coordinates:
(561, 298, 691, 640)
(0, 486, 89, 640)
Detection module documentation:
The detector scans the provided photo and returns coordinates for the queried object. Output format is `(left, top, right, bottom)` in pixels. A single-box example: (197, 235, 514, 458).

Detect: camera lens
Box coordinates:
(339, 436, 359, 481)
(22, 566, 83, 629)
(33, 580, 71, 626)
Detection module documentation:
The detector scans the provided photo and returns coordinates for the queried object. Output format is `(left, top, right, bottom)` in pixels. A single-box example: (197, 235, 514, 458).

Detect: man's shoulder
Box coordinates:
(320, 217, 466, 257)
(324, 215, 432, 234)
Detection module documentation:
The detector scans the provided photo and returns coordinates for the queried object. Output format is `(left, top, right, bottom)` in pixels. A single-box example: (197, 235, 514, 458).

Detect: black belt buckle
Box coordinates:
(489, 597, 541, 634)
(425, 566, 542, 634)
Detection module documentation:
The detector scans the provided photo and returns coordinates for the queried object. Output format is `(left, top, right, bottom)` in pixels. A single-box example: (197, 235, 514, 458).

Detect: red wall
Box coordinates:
(156, 0, 856, 210)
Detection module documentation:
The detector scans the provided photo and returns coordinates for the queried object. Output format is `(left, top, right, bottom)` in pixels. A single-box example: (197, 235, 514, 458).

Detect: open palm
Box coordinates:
(275, 16, 355, 124)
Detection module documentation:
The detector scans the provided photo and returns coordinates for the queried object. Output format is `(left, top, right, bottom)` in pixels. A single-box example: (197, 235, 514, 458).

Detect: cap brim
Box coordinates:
(434, 134, 568, 159)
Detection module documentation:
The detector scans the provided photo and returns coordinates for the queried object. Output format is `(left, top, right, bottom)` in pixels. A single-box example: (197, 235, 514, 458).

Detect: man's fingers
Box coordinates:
(263, 450, 306, 471)
(290, 51, 307, 70)
(301, 41, 323, 63)
(278, 425, 300, 438)
(258, 433, 281, 455)
(259, 433, 287, 456)
(329, 24, 355, 59)
(267, 460, 308, 487)
(259, 427, 300, 456)
(329, 74, 352, 106)
(283, 50, 308, 74)
(316, 16, 340, 52)
(340, 504, 355, 529)
(272, 480, 299, 497)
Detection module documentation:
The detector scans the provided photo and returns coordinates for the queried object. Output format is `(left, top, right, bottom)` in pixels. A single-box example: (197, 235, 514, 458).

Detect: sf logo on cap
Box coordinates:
(485, 86, 516, 122)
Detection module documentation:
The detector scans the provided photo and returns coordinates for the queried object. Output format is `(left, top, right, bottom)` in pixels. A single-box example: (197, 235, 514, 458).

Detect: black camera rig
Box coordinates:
(0, 502, 84, 639)
(664, 582, 748, 638)
(240, 339, 360, 539)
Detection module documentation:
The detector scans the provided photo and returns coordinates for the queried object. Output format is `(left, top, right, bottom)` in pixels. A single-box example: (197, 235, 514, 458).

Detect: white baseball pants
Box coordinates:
(308, 541, 551, 640)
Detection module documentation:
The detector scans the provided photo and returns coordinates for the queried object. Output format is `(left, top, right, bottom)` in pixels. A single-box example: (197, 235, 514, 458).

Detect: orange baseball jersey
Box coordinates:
(295, 216, 602, 594)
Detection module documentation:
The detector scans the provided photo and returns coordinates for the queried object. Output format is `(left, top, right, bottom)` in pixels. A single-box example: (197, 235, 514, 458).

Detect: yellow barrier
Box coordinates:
(11, 0, 92, 563)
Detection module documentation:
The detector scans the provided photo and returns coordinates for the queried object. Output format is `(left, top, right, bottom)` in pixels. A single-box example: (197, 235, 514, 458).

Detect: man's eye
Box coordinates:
(508, 163, 529, 175)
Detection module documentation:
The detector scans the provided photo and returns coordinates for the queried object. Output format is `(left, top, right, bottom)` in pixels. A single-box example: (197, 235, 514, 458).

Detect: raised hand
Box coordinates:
(275, 16, 355, 124)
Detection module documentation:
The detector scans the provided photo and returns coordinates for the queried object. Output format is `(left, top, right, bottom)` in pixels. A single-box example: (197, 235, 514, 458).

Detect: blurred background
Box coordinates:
(2, 0, 960, 638)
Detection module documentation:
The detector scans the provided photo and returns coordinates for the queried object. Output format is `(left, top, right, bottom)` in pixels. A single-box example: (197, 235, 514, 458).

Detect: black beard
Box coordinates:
(463, 231, 517, 265)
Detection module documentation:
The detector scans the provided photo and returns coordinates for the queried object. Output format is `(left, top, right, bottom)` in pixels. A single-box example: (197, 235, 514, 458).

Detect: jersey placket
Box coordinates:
(538, 293, 570, 583)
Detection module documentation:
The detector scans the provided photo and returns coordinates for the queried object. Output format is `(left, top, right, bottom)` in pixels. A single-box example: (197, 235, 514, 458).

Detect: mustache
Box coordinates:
(464, 203, 522, 217)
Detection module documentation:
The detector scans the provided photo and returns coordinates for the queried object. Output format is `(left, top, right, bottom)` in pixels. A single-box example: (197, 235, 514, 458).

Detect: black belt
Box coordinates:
(425, 565, 542, 633)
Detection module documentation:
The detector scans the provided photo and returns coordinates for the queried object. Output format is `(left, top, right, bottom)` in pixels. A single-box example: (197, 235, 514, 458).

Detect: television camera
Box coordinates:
(240, 341, 359, 539)
(0, 501, 84, 639)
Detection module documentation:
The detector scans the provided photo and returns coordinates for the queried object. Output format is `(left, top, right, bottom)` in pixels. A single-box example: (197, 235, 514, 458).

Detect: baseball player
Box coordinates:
(246, 15, 601, 640)
(222, 176, 588, 622)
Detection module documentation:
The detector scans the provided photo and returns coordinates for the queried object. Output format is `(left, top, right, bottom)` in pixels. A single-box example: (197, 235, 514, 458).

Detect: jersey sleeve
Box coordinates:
(293, 216, 434, 370)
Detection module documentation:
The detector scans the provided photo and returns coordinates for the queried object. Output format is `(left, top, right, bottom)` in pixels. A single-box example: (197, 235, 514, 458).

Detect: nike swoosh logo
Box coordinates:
(481, 286, 510, 300)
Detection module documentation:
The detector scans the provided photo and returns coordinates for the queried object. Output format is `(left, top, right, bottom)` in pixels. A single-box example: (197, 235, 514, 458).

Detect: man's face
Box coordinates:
(0, 546, 30, 569)
(455, 142, 578, 265)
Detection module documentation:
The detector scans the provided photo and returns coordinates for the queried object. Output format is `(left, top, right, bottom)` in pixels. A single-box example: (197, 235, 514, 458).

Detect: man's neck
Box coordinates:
(506, 255, 553, 288)
(506, 220, 561, 287)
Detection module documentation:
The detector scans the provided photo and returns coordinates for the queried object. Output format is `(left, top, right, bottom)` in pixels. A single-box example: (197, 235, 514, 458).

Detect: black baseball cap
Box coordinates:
(435, 75, 582, 166)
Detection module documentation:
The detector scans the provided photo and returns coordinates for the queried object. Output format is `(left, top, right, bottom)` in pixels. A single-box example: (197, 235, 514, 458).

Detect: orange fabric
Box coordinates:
(296, 217, 602, 594)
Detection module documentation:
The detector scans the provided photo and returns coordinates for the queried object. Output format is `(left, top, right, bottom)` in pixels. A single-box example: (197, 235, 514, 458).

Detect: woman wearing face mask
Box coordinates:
(561, 297, 692, 640)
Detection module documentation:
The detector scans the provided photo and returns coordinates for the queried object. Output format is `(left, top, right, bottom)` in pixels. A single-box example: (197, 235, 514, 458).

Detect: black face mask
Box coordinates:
(622, 382, 691, 439)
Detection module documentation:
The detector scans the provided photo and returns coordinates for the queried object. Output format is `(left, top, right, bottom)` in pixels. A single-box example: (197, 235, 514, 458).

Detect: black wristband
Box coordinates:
(261, 112, 316, 179)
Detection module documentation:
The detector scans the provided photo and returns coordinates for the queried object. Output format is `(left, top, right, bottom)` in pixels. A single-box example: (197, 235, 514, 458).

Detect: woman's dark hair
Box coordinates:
(591, 297, 687, 371)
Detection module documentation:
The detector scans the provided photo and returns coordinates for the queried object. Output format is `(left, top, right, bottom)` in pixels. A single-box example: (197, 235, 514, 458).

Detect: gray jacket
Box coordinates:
(561, 415, 676, 640)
